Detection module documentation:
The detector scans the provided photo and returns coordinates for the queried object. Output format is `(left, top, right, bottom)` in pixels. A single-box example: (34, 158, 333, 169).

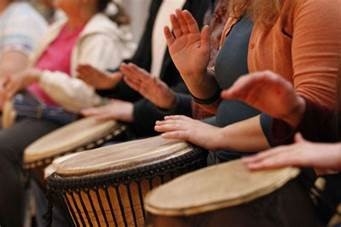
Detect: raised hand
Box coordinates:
(81, 99, 133, 122)
(242, 133, 341, 171)
(221, 71, 306, 127)
(120, 63, 176, 109)
(155, 115, 224, 150)
(77, 64, 123, 89)
(164, 9, 210, 81)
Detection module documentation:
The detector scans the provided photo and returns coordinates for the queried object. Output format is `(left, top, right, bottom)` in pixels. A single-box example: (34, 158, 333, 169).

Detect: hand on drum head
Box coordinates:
(155, 115, 224, 150)
(243, 133, 341, 172)
(221, 71, 306, 128)
(77, 64, 123, 89)
(164, 9, 210, 82)
(81, 99, 133, 122)
(121, 63, 177, 110)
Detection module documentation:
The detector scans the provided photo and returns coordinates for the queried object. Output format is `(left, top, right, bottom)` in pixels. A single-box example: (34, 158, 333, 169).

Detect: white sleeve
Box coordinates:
(38, 34, 127, 113)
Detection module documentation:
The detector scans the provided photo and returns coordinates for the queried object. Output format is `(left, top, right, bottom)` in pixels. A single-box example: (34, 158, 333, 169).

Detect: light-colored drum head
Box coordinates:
(53, 136, 192, 177)
(145, 159, 299, 216)
(24, 117, 122, 165)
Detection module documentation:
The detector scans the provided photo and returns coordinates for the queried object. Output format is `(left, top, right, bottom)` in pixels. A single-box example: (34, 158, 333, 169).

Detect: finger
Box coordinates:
(175, 9, 189, 34)
(164, 26, 175, 45)
(81, 107, 102, 116)
(182, 10, 200, 33)
(127, 63, 151, 78)
(120, 64, 137, 78)
(164, 115, 189, 120)
(170, 14, 182, 38)
(246, 158, 287, 170)
(242, 147, 285, 164)
(123, 76, 141, 91)
(154, 122, 182, 132)
(294, 133, 306, 143)
(94, 113, 116, 121)
(161, 131, 189, 140)
(4, 82, 17, 99)
(200, 25, 210, 50)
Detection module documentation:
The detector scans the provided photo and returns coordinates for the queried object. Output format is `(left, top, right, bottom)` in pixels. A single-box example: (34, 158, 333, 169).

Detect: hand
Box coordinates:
(221, 71, 306, 127)
(155, 115, 224, 150)
(77, 64, 123, 89)
(121, 63, 176, 109)
(164, 10, 210, 80)
(4, 68, 41, 99)
(242, 133, 341, 171)
(81, 99, 134, 122)
(0, 76, 10, 109)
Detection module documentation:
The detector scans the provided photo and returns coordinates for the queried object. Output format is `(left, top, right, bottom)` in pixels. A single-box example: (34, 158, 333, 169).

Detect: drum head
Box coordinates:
(53, 136, 192, 177)
(145, 160, 299, 216)
(24, 117, 121, 164)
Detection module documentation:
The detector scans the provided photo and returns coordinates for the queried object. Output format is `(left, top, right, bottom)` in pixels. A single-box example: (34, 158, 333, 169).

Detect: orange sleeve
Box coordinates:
(291, 0, 341, 110)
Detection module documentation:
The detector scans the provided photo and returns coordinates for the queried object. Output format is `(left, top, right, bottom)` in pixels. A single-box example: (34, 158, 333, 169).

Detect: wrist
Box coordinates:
(282, 96, 306, 128)
(26, 68, 42, 84)
(160, 92, 177, 110)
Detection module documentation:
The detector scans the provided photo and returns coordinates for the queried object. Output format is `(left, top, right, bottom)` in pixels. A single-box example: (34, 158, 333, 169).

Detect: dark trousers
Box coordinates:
(0, 117, 61, 227)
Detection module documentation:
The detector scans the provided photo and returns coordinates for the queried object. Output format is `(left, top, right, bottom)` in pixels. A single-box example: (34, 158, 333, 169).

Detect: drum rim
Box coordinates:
(23, 118, 126, 168)
(47, 148, 207, 192)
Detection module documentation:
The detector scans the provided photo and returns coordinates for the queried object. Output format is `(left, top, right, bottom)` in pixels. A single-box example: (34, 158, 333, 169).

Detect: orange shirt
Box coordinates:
(197, 0, 341, 116)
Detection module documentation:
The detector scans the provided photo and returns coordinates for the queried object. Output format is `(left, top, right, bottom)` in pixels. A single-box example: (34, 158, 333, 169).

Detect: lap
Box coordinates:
(0, 117, 61, 165)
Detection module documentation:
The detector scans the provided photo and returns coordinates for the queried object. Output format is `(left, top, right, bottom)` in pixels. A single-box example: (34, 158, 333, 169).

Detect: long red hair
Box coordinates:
(228, 0, 283, 25)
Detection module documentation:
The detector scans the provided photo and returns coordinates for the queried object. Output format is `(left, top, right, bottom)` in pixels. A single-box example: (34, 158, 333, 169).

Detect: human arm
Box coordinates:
(121, 62, 177, 109)
(0, 51, 30, 78)
(155, 115, 269, 152)
(242, 133, 341, 172)
(221, 71, 306, 128)
(38, 33, 125, 112)
(164, 9, 219, 100)
(81, 99, 133, 123)
(77, 64, 123, 90)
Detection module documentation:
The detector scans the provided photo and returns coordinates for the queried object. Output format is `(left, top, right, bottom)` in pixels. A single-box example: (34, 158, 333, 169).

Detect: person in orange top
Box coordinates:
(155, 0, 341, 162)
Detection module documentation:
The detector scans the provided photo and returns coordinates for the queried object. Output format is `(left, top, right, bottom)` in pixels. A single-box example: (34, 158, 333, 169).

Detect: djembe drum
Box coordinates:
(47, 136, 207, 227)
(24, 117, 126, 179)
(145, 160, 322, 227)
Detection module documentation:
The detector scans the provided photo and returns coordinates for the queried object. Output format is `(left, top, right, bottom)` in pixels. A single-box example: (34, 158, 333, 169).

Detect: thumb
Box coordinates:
(200, 25, 210, 50)
(294, 133, 306, 143)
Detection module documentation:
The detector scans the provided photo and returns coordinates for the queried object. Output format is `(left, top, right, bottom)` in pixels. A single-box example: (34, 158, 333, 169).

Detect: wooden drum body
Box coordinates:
(145, 160, 322, 227)
(47, 136, 207, 227)
(24, 117, 126, 179)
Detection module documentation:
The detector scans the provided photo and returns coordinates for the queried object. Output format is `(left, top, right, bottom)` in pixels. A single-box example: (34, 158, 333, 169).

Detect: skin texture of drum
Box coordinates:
(145, 160, 322, 227)
(47, 136, 207, 227)
(146, 179, 321, 227)
(24, 117, 125, 180)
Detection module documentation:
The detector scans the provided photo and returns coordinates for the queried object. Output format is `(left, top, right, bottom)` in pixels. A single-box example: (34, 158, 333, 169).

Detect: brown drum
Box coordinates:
(145, 160, 322, 227)
(46, 136, 207, 227)
(24, 117, 126, 177)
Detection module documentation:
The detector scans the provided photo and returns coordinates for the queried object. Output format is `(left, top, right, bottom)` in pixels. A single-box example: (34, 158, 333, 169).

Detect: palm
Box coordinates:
(142, 78, 175, 109)
(121, 63, 175, 109)
(168, 33, 209, 77)
(164, 10, 210, 78)
(222, 71, 303, 120)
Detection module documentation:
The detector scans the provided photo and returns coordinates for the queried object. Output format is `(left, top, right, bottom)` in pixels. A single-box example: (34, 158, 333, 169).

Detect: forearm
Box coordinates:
(215, 115, 270, 152)
(184, 71, 219, 100)
(39, 71, 102, 112)
(0, 51, 29, 77)
(321, 143, 341, 171)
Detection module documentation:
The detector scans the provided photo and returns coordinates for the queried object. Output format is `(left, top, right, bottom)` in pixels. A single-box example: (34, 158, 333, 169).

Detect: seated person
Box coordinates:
(0, 0, 47, 79)
(216, 71, 341, 171)
(77, 0, 210, 138)
(0, 0, 135, 226)
(155, 0, 341, 162)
